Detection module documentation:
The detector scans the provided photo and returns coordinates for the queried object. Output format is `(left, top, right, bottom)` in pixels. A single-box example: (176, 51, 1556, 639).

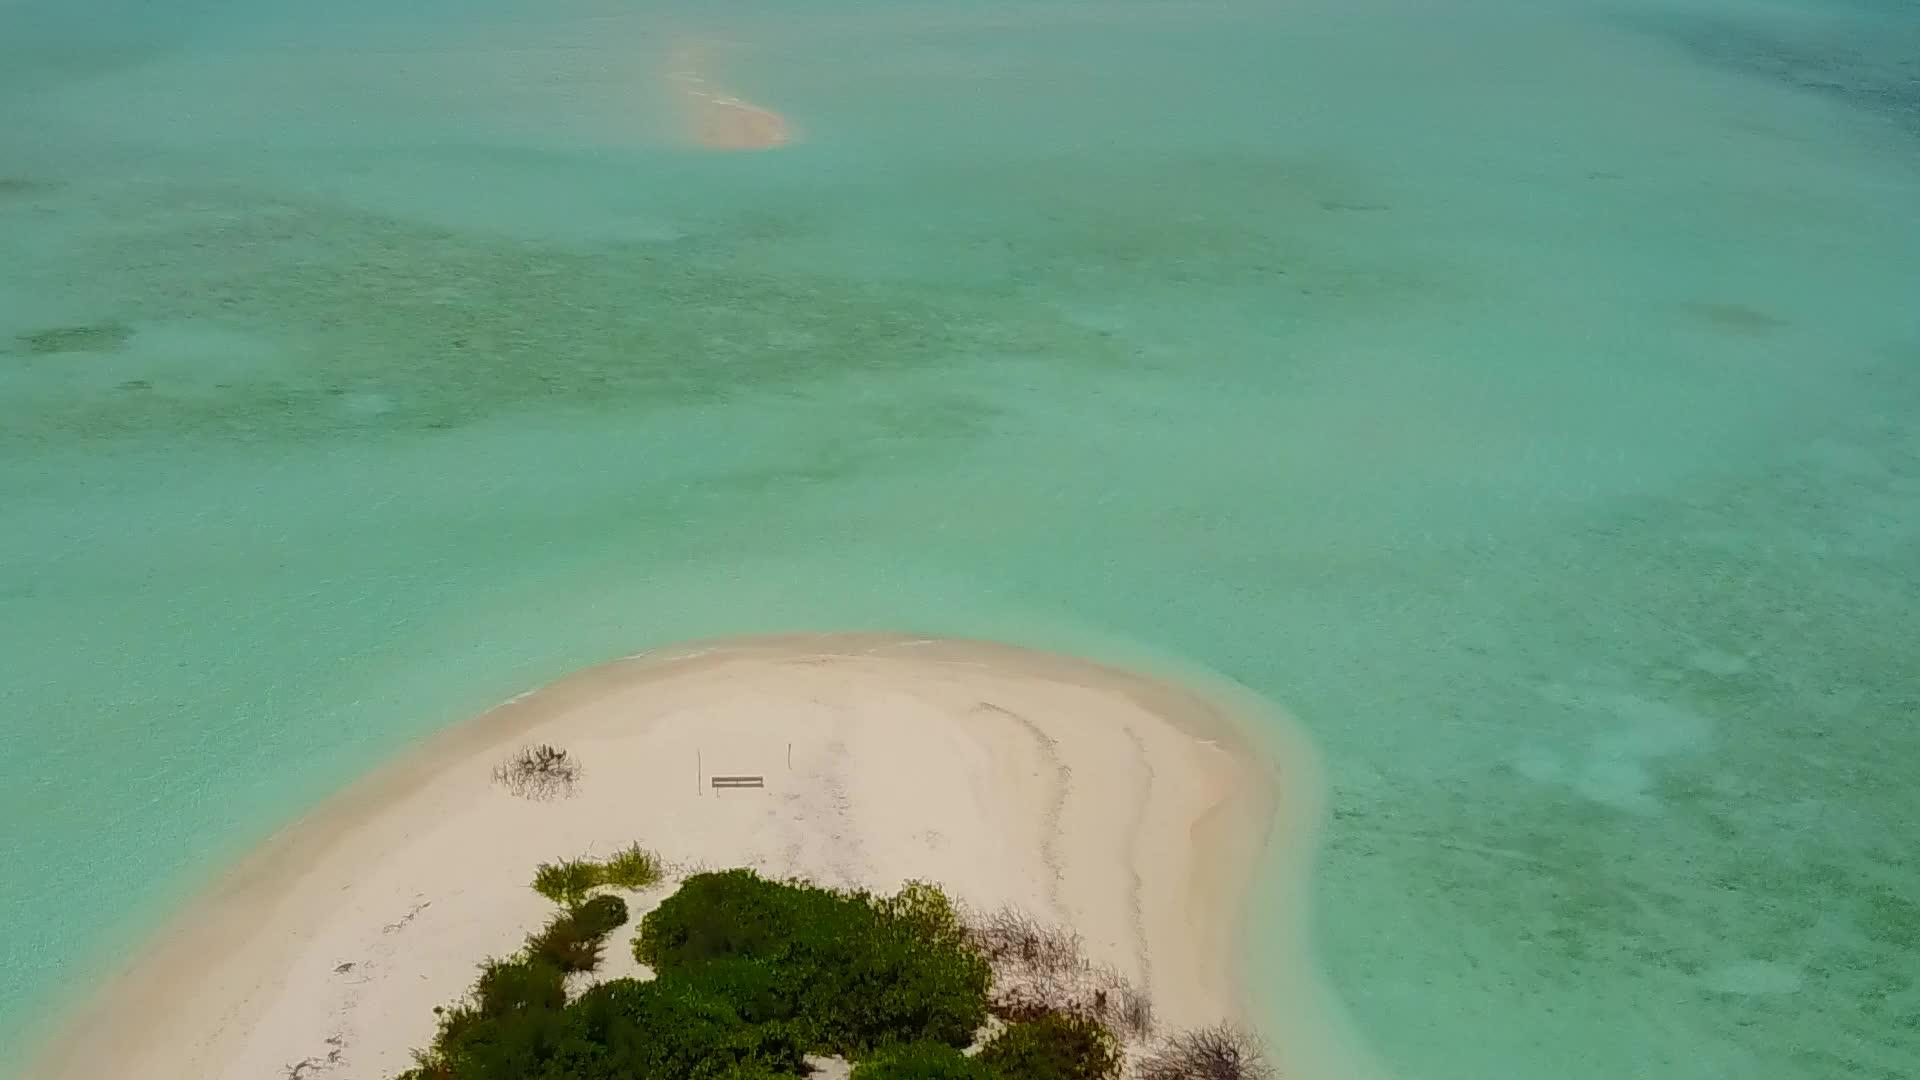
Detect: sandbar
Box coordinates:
(665, 41, 793, 151)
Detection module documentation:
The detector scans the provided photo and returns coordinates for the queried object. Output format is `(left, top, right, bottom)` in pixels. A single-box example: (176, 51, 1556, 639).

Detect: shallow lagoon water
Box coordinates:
(2, 0, 1917, 1076)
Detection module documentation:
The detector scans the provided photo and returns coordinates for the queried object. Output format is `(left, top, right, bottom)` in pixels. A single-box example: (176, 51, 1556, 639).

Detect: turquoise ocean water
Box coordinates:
(2, 0, 1916, 1075)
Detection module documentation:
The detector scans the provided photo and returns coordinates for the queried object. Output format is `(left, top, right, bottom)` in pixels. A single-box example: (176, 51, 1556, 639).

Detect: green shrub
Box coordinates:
(429, 1003, 483, 1049)
(851, 1041, 996, 1080)
(526, 895, 628, 973)
(532, 857, 601, 906)
(404, 959, 569, 1078)
(978, 1014, 1122, 1080)
(635, 868, 801, 968)
(638, 869, 989, 1056)
(533, 920, 603, 974)
(480, 1010, 569, 1079)
(549, 978, 810, 1080)
(716, 1060, 808, 1080)
(418, 998, 572, 1080)
(530, 846, 659, 907)
(687, 956, 806, 1026)
(472, 957, 567, 1018)
(406, 964, 809, 1080)
(602, 842, 664, 889)
(877, 880, 966, 941)
(399, 867, 1008, 1080)
(573, 893, 631, 936)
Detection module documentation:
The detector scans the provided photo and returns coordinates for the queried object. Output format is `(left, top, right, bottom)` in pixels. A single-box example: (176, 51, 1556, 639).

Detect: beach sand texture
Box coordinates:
(27, 635, 1378, 1080)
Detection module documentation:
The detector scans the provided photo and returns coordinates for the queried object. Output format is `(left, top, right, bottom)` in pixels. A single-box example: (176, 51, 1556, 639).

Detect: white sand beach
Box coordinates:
(26, 635, 1372, 1080)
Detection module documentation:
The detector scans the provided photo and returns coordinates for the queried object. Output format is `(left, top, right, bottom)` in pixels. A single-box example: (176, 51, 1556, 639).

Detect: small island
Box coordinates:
(29, 636, 1374, 1080)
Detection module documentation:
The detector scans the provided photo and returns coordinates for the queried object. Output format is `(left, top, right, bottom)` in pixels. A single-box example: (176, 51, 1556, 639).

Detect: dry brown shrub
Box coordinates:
(1133, 1025, 1272, 1080)
(492, 743, 581, 800)
(964, 906, 1155, 1041)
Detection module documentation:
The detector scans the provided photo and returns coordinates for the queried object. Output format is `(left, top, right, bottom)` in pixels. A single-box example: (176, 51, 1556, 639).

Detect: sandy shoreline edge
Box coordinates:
(26, 633, 1379, 1080)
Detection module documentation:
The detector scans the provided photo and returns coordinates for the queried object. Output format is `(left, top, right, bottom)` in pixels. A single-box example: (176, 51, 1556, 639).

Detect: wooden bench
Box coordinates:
(710, 775, 765, 789)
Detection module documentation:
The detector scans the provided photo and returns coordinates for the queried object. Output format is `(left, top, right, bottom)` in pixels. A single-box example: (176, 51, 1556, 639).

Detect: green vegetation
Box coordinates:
(848, 1041, 994, 1080)
(601, 842, 664, 889)
(978, 1014, 1121, 1080)
(411, 974, 807, 1080)
(473, 956, 568, 1017)
(532, 858, 602, 907)
(636, 870, 988, 1055)
(571, 894, 631, 937)
(399, 861, 1270, 1080)
(530, 845, 665, 905)
(526, 895, 629, 973)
